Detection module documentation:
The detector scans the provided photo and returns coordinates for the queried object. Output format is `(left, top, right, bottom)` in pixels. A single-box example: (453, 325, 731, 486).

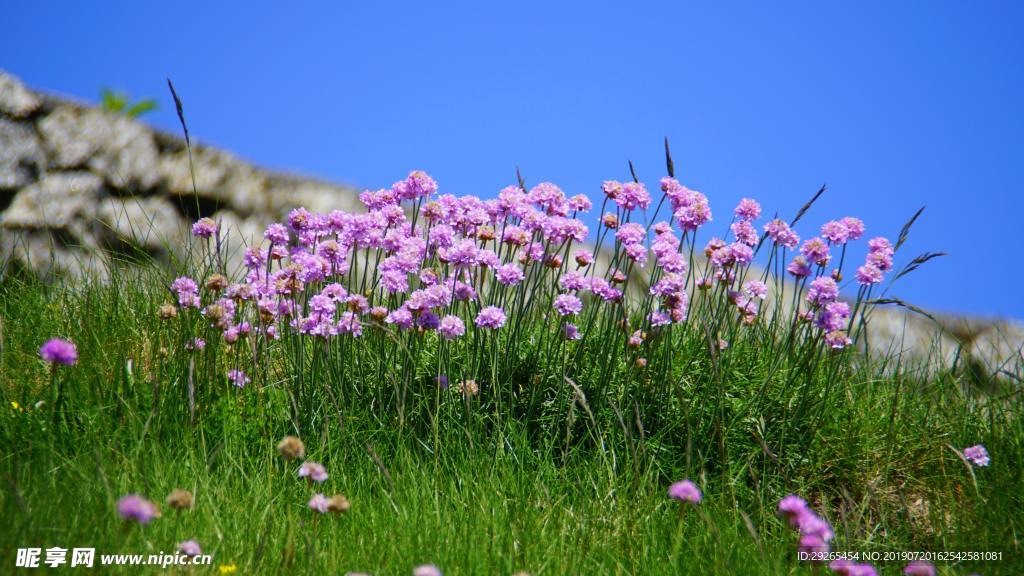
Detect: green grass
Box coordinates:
(1, 262, 1021, 574)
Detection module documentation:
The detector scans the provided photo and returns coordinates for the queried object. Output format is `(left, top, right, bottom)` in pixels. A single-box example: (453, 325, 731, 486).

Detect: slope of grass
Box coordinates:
(1, 262, 1020, 575)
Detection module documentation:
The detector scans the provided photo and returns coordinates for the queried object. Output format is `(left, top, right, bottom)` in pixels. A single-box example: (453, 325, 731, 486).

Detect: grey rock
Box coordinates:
(37, 106, 108, 168)
(0, 71, 40, 117)
(969, 322, 1024, 378)
(0, 118, 44, 189)
(38, 107, 160, 188)
(857, 307, 962, 373)
(267, 179, 363, 217)
(96, 196, 185, 252)
(159, 146, 236, 198)
(87, 115, 161, 189)
(2, 172, 103, 228)
(202, 210, 268, 275)
(0, 229, 106, 279)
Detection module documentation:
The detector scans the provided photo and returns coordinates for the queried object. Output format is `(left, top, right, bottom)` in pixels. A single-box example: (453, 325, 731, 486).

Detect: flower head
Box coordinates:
(178, 540, 202, 557)
(277, 436, 306, 461)
(191, 217, 218, 238)
(298, 461, 328, 483)
(39, 338, 77, 365)
(734, 198, 761, 222)
(117, 494, 160, 524)
(902, 561, 935, 576)
(667, 479, 702, 504)
(227, 369, 250, 388)
(475, 306, 507, 330)
(308, 493, 330, 514)
(438, 315, 466, 339)
(166, 489, 194, 510)
(553, 294, 583, 317)
(963, 444, 990, 467)
(413, 564, 443, 576)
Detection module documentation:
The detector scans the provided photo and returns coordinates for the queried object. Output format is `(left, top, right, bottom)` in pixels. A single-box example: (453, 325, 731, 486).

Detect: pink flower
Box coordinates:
(191, 217, 218, 238)
(438, 315, 466, 340)
(117, 494, 159, 524)
(298, 462, 328, 483)
(734, 198, 762, 222)
(227, 369, 250, 388)
(764, 219, 800, 249)
(820, 220, 850, 244)
(615, 182, 651, 211)
(171, 277, 200, 308)
(475, 306, 507, 329)
(963, 444, 990, 467)
(495, 264, 525, 286)
(667, 479, 702, 503)
(308, 493, 330, 514)
(841, 217, 865, 240)
(563, 323, 581, 340)
(39, 338, 77, 365)
(413, 565, 443, 576)
(553, 294, 583, 317)
(800, 237, 831, 267)
(264, 223, 289, 245)
(855, 263, 884, 285)
(903, 560, 936, 576)
(806, 277, 839, 307)
(777, 495, 809, 528)
(178, 540, 202, 556)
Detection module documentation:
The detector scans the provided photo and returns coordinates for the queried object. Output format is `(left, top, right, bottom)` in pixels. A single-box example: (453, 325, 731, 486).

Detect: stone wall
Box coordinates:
(1, 70, 1021, 376)
(0, 70, 360, 278)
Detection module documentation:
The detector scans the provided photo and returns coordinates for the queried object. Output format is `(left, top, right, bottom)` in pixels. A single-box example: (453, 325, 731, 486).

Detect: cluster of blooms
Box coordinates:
(169, 170, 903, 377)
(115, 489, 200, 556)
(778, 495, 836, 561)
(275, 436, 352, 516)
(856, 237, 893, 286)
(667, 478, 703, 504)
(39, 338, 78, 366)
(963, 444, 990, 467)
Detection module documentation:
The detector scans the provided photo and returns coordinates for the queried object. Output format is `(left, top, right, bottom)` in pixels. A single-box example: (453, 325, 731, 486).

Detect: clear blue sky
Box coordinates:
(2, 1, 1022, 318)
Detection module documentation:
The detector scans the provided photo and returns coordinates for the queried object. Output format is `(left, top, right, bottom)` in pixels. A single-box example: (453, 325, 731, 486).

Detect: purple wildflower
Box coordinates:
(178, 540, 202, 557)
(495, 263, 525, 286)
(563, 323, 581, 340)
(475, 306, 507, 330)
(764, 219, 800, 249)
(903, 560, 936, 576)
(841, 217, 865, 240)
(820, 220, 850, 244)
(308, 493, 330, 514)
(800, 237, 831, 267)
(39, 338, 77, 365)
(667, 479, 702, 504)
(227, 369, 250, 388)
(413, 565, 443, 576)
(734, 198, 762, 222)
(438, 315, 466, 339)
(553, 294, 583, 317)
(117, 494, 159, 524)
(264, 223, 289, 245)
(298, 461, 329, 483)
(963, 444, 990, 467)
(191, 217, 218, 239)
(806, 277, 839, 307)
(855, 263, 884, 285)
(171, 277, 200, 308)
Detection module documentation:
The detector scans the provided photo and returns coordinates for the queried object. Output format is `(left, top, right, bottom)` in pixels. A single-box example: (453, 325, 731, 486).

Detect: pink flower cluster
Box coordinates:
(777, 495, 838, 563)
(169, 169, 900, 380)
(667, 479, 702, 504)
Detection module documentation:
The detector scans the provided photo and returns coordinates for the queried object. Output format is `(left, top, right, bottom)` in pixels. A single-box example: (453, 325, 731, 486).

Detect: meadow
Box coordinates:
(1, 160, 1021, 574)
